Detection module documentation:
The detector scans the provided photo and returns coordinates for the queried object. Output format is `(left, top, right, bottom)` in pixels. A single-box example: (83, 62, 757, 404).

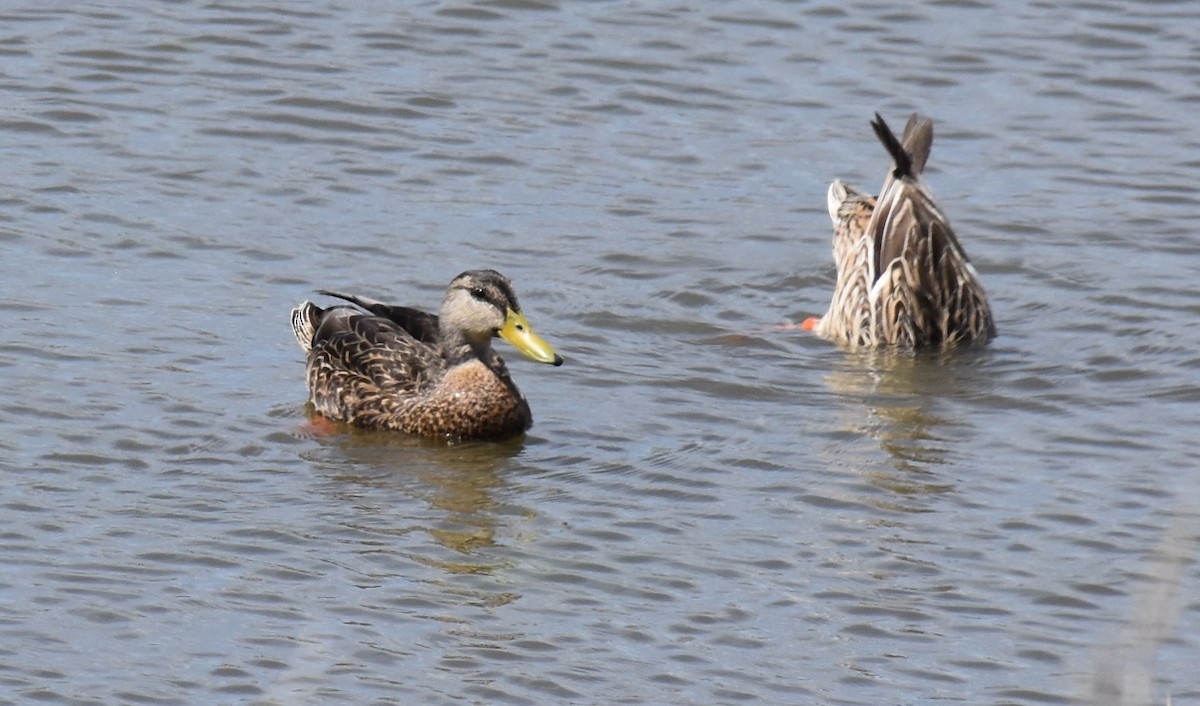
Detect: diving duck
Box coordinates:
(291, 269, 563, 441)
(804, 113, 995, 348)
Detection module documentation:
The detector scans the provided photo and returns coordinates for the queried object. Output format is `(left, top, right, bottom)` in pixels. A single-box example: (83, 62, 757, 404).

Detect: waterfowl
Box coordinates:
(290, 269, 563, 441)
(804, 113, 995, 348)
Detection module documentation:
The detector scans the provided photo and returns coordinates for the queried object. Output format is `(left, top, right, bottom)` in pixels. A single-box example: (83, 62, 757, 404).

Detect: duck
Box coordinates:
(803, 113, 995, 348)
(290, 269, 563, 441)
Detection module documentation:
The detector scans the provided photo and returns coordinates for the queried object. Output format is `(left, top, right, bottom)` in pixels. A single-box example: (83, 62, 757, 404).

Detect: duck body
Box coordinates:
(291, 270, 563, 441)
(811, 113, 995, 349)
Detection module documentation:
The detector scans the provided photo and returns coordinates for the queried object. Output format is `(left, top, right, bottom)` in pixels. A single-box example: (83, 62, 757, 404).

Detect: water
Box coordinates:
(2, 1, 1198, 704)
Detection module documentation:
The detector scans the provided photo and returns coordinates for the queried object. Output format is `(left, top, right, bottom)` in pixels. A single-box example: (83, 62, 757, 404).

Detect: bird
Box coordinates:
(290, 269, 563, 441)
(803, 113, 995, 348)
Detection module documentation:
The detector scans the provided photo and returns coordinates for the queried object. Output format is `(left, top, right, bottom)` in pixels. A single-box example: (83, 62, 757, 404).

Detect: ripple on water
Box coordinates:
(2, 1, 1200, 704)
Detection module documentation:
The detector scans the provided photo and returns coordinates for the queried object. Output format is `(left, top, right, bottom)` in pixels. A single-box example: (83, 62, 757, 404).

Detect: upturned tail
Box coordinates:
(871, 112, 933, 180)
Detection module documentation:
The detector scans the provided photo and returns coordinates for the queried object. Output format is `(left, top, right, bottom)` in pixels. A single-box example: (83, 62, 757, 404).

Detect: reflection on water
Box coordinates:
(816, 351, 998, 509)
(304, 419, 527, 575)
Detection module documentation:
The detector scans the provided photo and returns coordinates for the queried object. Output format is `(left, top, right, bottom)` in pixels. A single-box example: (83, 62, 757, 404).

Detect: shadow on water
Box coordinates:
(815, 347, 998, 509)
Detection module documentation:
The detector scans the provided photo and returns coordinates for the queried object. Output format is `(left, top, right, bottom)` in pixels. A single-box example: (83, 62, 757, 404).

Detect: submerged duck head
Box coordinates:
(441, 269, 564, 366)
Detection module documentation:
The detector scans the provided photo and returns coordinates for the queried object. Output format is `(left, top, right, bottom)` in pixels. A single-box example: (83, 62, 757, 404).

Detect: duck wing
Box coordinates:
(307, 304, 447, 398)
(316, 289, 441, 345)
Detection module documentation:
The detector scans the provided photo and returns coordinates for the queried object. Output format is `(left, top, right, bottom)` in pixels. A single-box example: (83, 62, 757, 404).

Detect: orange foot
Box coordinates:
(299, 413, 342, 437)
(772, 317, 820, 332)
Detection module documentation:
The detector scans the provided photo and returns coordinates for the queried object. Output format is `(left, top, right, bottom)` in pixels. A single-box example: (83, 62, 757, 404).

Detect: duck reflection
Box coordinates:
(299, 413, 527, 574)
(818, 349, 994, 508)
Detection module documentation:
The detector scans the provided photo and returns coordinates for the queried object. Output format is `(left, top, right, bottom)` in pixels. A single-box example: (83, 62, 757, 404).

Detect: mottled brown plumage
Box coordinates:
(291, 270, 563, 441)
(810, 113, 995, 349)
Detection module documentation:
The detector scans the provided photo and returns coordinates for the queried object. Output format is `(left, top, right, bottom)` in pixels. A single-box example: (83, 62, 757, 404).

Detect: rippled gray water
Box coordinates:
(2, 1, 1198, 704)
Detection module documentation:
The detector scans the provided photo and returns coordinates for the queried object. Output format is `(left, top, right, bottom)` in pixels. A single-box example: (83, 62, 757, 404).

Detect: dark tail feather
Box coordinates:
(872, 113, 912, 179)
(317, 289, 393, 317)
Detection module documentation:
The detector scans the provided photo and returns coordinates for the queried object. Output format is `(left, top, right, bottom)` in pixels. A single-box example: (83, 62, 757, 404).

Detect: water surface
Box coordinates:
(2, 1, 1198, 704)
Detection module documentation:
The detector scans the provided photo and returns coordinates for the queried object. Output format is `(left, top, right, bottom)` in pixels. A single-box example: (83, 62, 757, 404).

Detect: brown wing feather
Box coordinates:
(317, 289, 441, 344)
(305, 306, 448, 425)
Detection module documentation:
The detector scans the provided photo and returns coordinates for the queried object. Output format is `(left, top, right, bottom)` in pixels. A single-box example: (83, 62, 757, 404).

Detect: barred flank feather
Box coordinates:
(290, 301, 320, 352)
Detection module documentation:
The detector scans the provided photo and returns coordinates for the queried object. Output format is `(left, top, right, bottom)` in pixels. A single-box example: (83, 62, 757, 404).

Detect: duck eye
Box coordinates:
(469, 287, 487, 301)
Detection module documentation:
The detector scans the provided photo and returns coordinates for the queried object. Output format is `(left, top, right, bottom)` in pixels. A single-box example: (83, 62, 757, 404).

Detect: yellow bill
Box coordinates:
(499, 308, 564, 366)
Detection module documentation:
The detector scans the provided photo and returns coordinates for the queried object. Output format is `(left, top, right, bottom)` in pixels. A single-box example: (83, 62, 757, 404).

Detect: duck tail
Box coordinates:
(871, 112, 913, 179)
(291, 301, 322, 352)
(872, 112, 934, 180)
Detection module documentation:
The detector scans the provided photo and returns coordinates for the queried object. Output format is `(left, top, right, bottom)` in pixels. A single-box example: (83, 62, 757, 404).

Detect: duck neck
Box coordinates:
(439, 327, 496, 367)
